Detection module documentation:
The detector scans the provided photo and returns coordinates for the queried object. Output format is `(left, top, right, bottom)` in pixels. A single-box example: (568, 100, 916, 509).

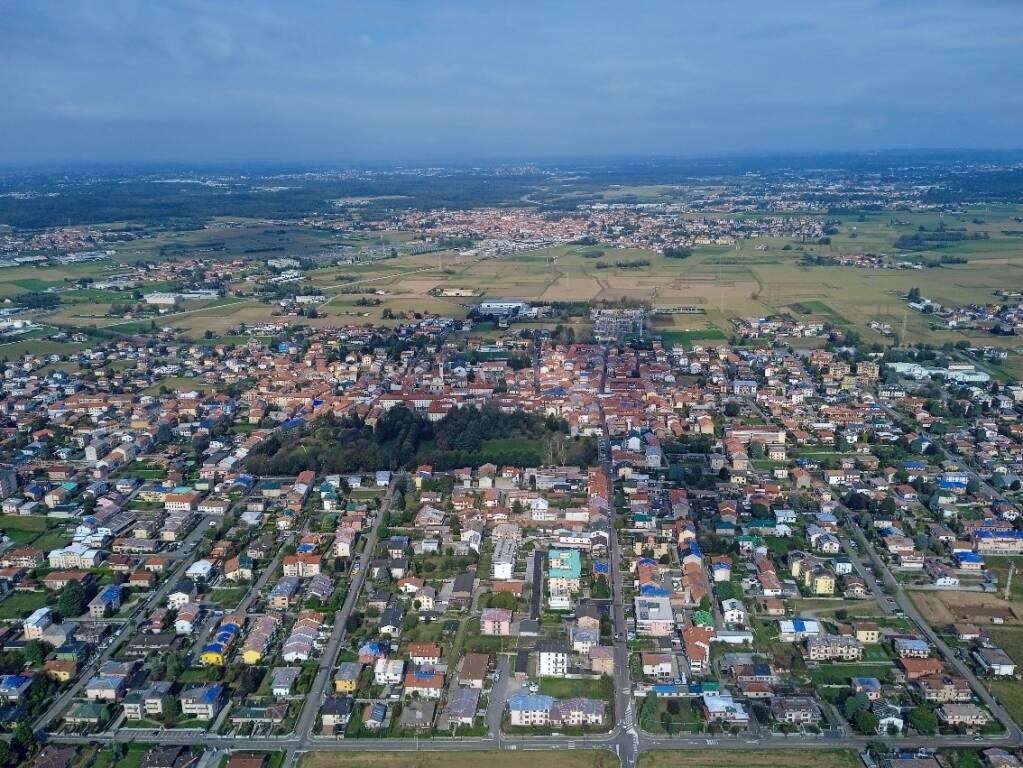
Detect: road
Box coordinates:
(596, 346, 640, 768)
(842, 505, 1023, 742)
(34, 509, 217, 735)
(282, 475, 398, 767)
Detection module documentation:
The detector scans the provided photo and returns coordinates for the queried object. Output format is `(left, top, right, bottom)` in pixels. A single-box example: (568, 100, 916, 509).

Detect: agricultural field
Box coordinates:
(299, 753, 620, 768)
(2, 198, 1022, 358)
(638, 749, 860, 768)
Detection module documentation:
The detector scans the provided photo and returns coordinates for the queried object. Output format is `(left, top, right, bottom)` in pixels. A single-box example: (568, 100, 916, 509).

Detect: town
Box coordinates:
(0, 297, 1019, 768)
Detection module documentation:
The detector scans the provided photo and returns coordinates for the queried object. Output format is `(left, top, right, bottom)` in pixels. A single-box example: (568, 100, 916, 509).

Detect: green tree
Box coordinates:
(57, 581, 86, 618)
(854, 709, 878, 735)
(23, 641, 45, 667)
(908, 706, 937, 735)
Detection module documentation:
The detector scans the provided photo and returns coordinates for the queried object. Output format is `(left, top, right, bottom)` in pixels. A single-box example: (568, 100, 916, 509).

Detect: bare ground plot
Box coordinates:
(301, 752, 620, 768)
(912, 591, 1023, 627)
(542, 275, 603, 301)
(638, 749, 860, 768)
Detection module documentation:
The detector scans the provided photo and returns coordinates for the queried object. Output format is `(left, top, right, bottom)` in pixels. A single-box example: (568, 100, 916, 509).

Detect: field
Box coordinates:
(638, 749, 859, 768)
(2, 205, 1023, 363)
(0, 590, 49, 620)
(911, 590, 1023, 627)
(300, 752, 619, 768)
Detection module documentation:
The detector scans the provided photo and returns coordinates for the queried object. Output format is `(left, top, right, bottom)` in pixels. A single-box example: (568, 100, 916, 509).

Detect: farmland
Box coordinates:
(299, 752, 620, 768)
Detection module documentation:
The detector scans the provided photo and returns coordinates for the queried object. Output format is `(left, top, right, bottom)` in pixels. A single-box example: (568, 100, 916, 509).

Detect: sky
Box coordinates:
(1, 0, 1021, 166)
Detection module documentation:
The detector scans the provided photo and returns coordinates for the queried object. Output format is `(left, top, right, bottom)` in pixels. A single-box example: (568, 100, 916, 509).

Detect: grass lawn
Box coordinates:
(0, 515, 51, 532)
(0, 590, 49, 620)
(207, 587, 248, 608)
(657, 329, 727, 345)
(810, 662, 894, 685)
(639, 749, 859, 768)
(92, 743, 150, 768)
(32, 531, 70, 551)
(538, 676, 612, 702)
(988, 679, 1023, 731)
(301, 753, 619, 768)
(639, 696, 704, 733)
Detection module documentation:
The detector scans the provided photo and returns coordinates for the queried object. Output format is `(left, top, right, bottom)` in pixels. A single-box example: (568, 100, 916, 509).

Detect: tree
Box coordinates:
(724, 401, 740, 418)
(23, 640, 45, 666)
(57, 581, 86, 618)
(854, 709, 878, 735)
(843, 692, 868, 720)
(908, 706, 937, 735)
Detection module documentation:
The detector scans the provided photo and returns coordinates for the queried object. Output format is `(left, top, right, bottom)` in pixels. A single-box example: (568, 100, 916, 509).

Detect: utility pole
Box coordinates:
(1005, 560, 1015, 602)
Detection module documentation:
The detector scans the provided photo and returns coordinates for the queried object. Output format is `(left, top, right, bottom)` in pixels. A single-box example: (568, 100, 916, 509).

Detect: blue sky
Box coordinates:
(1, 1, 1021, 165)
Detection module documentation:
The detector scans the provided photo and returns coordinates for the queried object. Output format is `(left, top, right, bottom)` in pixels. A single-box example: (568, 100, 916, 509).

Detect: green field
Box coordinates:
(1, 203, 1022, 360)
(639, 749, 859, 768)
(301, 753, 619, 768)
(0, 591, 49, 620)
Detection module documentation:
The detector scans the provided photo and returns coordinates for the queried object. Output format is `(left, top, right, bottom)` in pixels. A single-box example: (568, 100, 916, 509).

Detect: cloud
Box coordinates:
(0, 0, 1020, 164)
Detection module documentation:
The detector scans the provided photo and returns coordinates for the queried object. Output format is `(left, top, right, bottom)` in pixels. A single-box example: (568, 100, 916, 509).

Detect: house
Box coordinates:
(938, 703, 991, 728)
(701, 693, 749, 726)
(721, 598, 747, 626)
(320, 696, 354, 735)
(853, 622, 881, 644)
(122, 681, 173, 720)
(441, 686, 481, 729)
(805, 634, 863, 661)
(916, 674, 972, 703)
(396, 699, 433, 728)
(175, 603, 201, 635)
(0, 675, 31, 702)
(589, 645, 615, 676)
(363, 702, 388, 730)
(408, 643, 442, 667)
(548, 549, 582, 592)
(634, 596, 674, 636)
(88, 585, 123, 618)
(63, 701, 109, 726)
(457, 654, 490, 688)
(872, 700, 903, 734)
(334, 662, 363, 694)
(770, 696, 821, 725)
(641, 652, 674, 681)
(537, 639, 568, 677)
(23, 607, 54, 640)
(179, 683, 224, 720)
(481, 608, 514, 636)
(403, 670, 445, 699)
(974, 646, 1016, 677)
(271, 666, 302, 698)
(374, 658, 405, 686)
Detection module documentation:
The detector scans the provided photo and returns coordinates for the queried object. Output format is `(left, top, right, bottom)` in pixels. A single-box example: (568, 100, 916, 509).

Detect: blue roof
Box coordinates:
(592, 561, 610, 574)
(977, 530, 1023, 539)
(639, 584, 671, 597)
(507, 693, 555, 711)
(202, 684, 223, 703)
